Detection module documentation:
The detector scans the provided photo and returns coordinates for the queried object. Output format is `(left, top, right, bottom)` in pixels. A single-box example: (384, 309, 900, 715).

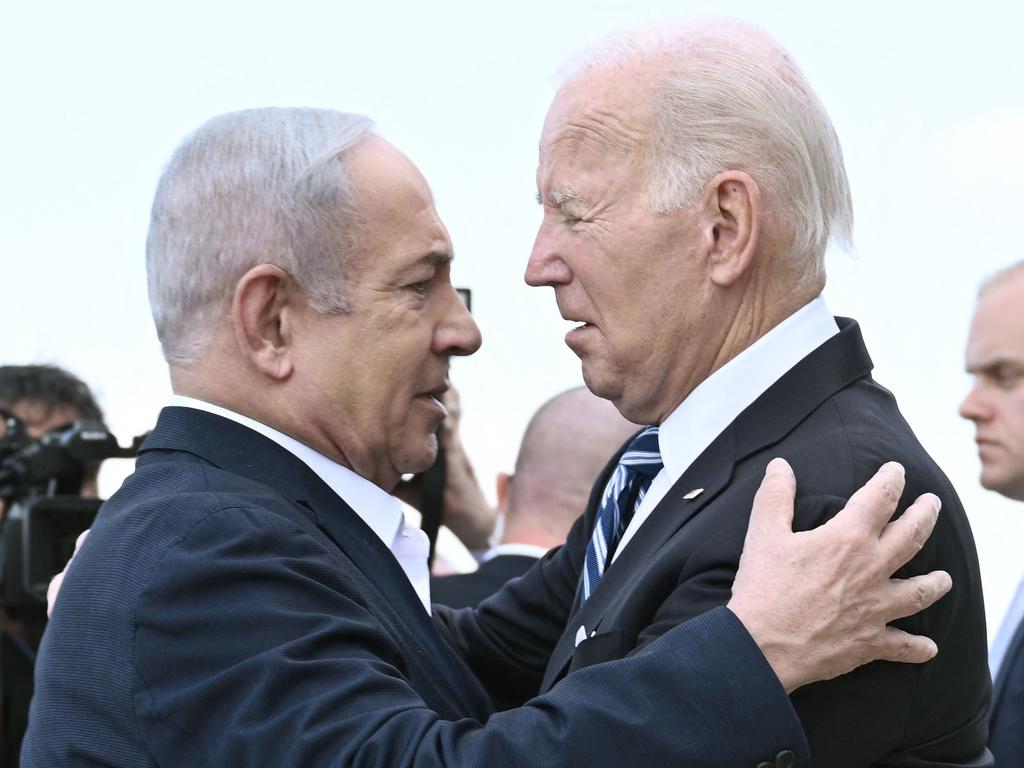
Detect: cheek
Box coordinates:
(1010, 410, 1024, 450)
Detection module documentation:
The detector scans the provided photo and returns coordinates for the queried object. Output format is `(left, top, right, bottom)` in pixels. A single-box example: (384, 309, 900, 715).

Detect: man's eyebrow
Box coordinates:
(535, 188, 583, 206)
(423, 250, 453, 267)
(967, 357, 1024, 375)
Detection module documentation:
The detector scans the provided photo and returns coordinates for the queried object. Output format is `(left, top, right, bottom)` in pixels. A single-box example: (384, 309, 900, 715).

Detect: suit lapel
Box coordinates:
(542, 317, 874, 691)
(140, 407, 486, 713)
(993, 616, 1024, 716)
(541, 427, 736, 691)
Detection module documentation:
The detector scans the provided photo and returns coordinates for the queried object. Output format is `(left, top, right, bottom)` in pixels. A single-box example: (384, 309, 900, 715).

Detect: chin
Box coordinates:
(398, 434, 439, 476)
(982, 470, 1024, 502)
(581, 364, 620, 403)
(585, 370, 655, 423)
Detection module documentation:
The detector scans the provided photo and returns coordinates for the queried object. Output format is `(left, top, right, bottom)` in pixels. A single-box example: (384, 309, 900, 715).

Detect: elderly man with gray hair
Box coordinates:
(441, 17, 993, 768)
(29, 50, 953, 768)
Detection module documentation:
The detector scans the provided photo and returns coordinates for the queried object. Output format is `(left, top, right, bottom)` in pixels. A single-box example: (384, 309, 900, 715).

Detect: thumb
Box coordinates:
(747, 457, 797, 541)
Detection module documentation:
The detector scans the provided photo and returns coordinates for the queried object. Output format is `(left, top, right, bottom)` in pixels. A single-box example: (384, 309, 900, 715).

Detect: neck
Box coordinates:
(501, 509, 576, 551)
(654, 276, 817, 423)
(171, 362, 397, 490)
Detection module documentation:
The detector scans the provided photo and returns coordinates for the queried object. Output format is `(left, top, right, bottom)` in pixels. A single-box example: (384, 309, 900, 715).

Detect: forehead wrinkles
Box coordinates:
(543, 94, 649, 164)
(560, 107, 645, 155)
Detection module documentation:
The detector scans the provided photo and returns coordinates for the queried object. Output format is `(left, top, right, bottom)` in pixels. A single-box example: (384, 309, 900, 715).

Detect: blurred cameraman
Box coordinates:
(0, 364, 103, 767)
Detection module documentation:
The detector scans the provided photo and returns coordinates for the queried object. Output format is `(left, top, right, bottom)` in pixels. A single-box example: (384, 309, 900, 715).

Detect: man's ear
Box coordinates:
(230, 264, 296, 381)
(701, 171, 762, 287)
(496, 471, 513, 514)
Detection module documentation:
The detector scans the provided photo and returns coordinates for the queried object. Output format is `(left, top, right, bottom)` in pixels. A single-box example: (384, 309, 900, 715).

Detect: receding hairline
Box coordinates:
(556, 17, 796, 92)
(979, 259, 1024, 298)
(543, 19, 804, 196)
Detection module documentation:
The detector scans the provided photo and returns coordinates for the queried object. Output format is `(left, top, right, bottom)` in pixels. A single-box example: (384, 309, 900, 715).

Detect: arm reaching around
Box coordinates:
(728, 458, 950, 692)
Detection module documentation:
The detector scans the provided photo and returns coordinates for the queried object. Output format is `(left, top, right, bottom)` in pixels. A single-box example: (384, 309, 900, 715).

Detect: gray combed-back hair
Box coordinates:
(146, 107, 374, 364)
(560, 19, 853, 289)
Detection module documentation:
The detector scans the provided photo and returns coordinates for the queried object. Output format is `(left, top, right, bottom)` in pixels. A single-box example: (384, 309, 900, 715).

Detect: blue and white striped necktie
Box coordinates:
(581, 426, 663, 603)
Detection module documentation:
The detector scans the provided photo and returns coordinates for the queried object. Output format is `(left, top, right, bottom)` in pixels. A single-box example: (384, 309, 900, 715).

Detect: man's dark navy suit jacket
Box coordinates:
(432, 554, 538, 609)
(23, 405, 808, 766)
(444, 319, 993, 767)
(990, 618, 1024, 765)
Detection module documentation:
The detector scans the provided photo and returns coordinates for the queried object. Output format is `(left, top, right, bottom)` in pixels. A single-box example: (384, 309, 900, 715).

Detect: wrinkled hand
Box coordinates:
(47, 529, 90, 617)
(727, 459, 950, 693)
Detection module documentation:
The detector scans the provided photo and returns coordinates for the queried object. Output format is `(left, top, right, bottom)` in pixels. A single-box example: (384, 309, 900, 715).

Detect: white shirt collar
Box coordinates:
(481, 543, 550, 562)
(168, 395, 405, 549)
(658, 296, 839, 484)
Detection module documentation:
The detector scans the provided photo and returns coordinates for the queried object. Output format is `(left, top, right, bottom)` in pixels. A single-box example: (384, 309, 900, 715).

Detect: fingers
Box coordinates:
(881, 570, 953, 622)
(46, 571, 65, 618)
(442, 386, 462, 424)
(872, 626, 939, 664)
(833, 462, 906, 537)
(745, 458, 798, 541)
(878, 493, 941, 574)
(46, 528, 91, 617)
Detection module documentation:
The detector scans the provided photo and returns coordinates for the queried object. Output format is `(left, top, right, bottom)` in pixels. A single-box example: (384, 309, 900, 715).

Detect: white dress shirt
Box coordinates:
(612, 296, 840, 563)
(480, 543, 551, 562)
(169, 395, 432, 613)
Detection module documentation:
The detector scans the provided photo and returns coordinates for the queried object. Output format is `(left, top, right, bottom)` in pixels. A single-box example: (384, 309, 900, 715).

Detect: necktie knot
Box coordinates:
(581, 426, 662, 603)
(619, 426, 663, 480)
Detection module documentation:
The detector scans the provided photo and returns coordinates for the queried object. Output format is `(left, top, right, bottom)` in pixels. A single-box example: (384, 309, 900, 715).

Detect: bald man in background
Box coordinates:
(432, 387, 636, 608)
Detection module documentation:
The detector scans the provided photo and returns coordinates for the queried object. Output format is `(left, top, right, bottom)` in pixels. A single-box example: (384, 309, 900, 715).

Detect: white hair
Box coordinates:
(146, 107, 374, 364)
(561, 18, 853, 290)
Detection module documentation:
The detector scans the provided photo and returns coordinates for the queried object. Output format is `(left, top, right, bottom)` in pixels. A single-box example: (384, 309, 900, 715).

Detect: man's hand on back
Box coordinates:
(728, 458, 951, 693)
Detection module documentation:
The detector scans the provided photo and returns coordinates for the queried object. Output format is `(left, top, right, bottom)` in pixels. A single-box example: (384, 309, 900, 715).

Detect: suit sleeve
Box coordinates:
(431, 510, 590, 707)
(134, 506, 808, 768)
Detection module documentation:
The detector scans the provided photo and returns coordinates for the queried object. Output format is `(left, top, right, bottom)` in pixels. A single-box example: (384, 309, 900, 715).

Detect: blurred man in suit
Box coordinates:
(433, 386, 636, 608)
(442, 18, 991, 767)
(960, 260, 1024, 765)
(26, 107, 952, 767)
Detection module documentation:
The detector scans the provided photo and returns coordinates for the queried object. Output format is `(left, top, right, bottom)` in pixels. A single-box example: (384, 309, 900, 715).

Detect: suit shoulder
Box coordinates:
(776, 377, 955, 503)
(65, 457, 324, 614)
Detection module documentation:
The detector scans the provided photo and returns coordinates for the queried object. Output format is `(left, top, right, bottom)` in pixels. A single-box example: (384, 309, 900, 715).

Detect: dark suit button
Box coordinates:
(775, 750, 796, 768)
(756, 763, 774, 768)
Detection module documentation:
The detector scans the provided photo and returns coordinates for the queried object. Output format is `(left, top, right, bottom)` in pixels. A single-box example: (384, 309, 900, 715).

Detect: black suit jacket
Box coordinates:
(444, 319, 993, 767)
(432, 554, 538, 609)
(24, 406, 810, 767)
(989, 617, 1024, 765)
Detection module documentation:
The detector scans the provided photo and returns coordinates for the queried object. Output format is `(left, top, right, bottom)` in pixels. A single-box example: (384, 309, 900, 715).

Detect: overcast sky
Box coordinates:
(3, 0, 1023, 636)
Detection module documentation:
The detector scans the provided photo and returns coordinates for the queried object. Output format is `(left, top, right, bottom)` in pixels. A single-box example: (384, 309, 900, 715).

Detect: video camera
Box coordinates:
(0, 412, 143, 610)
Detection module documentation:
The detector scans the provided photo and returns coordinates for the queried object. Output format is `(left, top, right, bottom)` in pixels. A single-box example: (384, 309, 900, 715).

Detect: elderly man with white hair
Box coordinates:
(28, 30, 957, 768)
(441, 18, 993, 768)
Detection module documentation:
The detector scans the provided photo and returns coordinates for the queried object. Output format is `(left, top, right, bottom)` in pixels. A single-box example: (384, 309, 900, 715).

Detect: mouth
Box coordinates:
(974, 437, 1006, 459)
(417, 382, 449, 414)
(565, 320, 595, 338)
(561, 311, 596, 330)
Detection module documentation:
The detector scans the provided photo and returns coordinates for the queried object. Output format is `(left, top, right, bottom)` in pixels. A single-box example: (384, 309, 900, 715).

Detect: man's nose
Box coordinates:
(525, 225, 573, 287)
(435, 288, 482, 357)
(959, 382, 989, 422)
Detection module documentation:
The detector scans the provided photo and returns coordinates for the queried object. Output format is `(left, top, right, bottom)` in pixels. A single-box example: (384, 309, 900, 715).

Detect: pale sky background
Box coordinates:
(2, 0, 1023, 638)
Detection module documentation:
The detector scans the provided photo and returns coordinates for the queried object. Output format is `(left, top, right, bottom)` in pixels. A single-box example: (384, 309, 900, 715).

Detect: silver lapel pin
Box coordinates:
(682, 487, 704, 500)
